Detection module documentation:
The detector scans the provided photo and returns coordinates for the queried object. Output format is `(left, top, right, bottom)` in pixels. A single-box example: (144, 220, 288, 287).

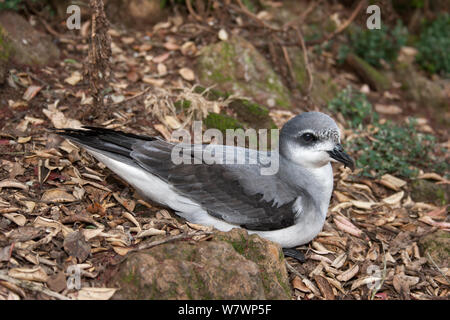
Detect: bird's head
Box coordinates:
(280, 112, 355, 170)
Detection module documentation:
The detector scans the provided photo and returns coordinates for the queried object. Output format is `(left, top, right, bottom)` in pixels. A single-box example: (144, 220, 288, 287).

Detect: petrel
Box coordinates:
(54, 112, 354, 256)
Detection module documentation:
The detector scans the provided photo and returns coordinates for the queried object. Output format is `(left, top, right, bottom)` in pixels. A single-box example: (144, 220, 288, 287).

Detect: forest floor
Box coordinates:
(0, 1, 448, 300)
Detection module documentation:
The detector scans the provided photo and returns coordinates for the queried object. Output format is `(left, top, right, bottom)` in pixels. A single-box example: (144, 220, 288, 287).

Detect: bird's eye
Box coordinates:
(301, 133, 316, 143)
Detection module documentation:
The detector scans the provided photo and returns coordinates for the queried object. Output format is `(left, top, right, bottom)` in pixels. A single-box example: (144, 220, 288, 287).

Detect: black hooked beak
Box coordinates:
(327, 144, 355, 171)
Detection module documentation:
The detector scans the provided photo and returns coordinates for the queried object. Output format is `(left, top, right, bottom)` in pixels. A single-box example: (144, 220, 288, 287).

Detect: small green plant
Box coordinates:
(416, 14, 450, 77)
(0, 0, 23, 10)
(345, 119, 447, 178)
(329, 88, 447, 178)
(327, 86, 377, 129)
(0, 0, 47, 11)
(339, 20, 408, 67)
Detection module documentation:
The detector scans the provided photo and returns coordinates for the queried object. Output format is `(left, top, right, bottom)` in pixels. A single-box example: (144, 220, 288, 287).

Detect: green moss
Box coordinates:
(204, 113, 244, 132)
(196, 36, 292, 109)
(419, 230, 450, 267)
(122, 269, 140, 287)
(174, 99, 191, 111)
(0, 26, 12, 62)
(275, 270, 292, 297)
(411, 179, 449, 205)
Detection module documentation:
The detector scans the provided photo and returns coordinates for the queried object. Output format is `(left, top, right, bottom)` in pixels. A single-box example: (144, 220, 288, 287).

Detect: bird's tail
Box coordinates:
(51, 126, 155, 158)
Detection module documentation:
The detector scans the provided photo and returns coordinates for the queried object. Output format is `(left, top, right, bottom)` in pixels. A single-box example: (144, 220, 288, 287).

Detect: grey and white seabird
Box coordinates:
(54, 111, 354, 250)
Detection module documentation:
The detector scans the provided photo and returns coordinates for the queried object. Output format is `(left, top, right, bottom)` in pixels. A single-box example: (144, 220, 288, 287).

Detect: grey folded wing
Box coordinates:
(131, 140, 299, 231)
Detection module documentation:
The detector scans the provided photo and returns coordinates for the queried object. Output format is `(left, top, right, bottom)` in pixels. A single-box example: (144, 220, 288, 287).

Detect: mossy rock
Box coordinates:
(410, 179, 449, 206)
(287, 47, 339, 105)
(0, 25, 11, 84)
(109, 229, 291, 300)
(190, 86, 278, 149)
(195, 35, 292, 109)
(395, 61, 449, 112)
(0, 11, 60, 66)
(213, 229, 291, 299)
(204, 113, 244, 132)
(419, 230, 450, 268)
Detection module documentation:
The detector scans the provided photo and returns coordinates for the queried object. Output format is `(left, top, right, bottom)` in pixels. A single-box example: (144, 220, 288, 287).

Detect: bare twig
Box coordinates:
(186, 0, 203, 22)
(0, 272, 70, 300)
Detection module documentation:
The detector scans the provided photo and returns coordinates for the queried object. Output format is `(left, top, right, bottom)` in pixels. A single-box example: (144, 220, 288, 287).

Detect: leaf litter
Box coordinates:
(0, 3, 448, 301)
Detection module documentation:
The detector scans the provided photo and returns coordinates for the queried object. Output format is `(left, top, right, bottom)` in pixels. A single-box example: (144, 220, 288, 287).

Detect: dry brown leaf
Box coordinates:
(423, 206, 448, 221)
(43, 101, 83, 129)
(121, 37, 135, 45)
(292, 276, 310, 292)
(163, 42, 179, 51)
(64, 71, 83, 86)
(418, 215, 450, 230)
(3, 213, 26, 226)
(41, 189, 76, 203)
(393, 274, 419, 294)
(22, 85, 42, 101)
(136, 228, 166, 238)
(142, 77, 165, 87)
(113, 193, 136, 212)
(17, 136, 31, 143)
(302, 278, 321, 296)
(350, 275, 381, 291)
(337, 264, 359, 282)
(8, 266, 48, 283)
(180, 41, 197, 56)
(331, 253, 347, 269)
(382, 191, 404, 206)
(75, 287, 117, 300)
(179, 68, 195, 81)
(314, 275, 335, 300)
(418, 173, 447, 182)
(153, 124, 171, 141)
(333, 215, 363, 238)
(112, 246, 132, 256)
(375, 104, 402, 115)
(0, 179, 29, 191)
(152, 52, 170, 64)
(164, 115, 181, 129)
(379, 174, 406, 191)
(351, 200, 377, 210)
(157, 63, 167, 76)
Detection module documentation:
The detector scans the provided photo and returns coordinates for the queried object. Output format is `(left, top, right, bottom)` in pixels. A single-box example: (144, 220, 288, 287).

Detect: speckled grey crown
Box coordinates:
(280, 112, 340, 139)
